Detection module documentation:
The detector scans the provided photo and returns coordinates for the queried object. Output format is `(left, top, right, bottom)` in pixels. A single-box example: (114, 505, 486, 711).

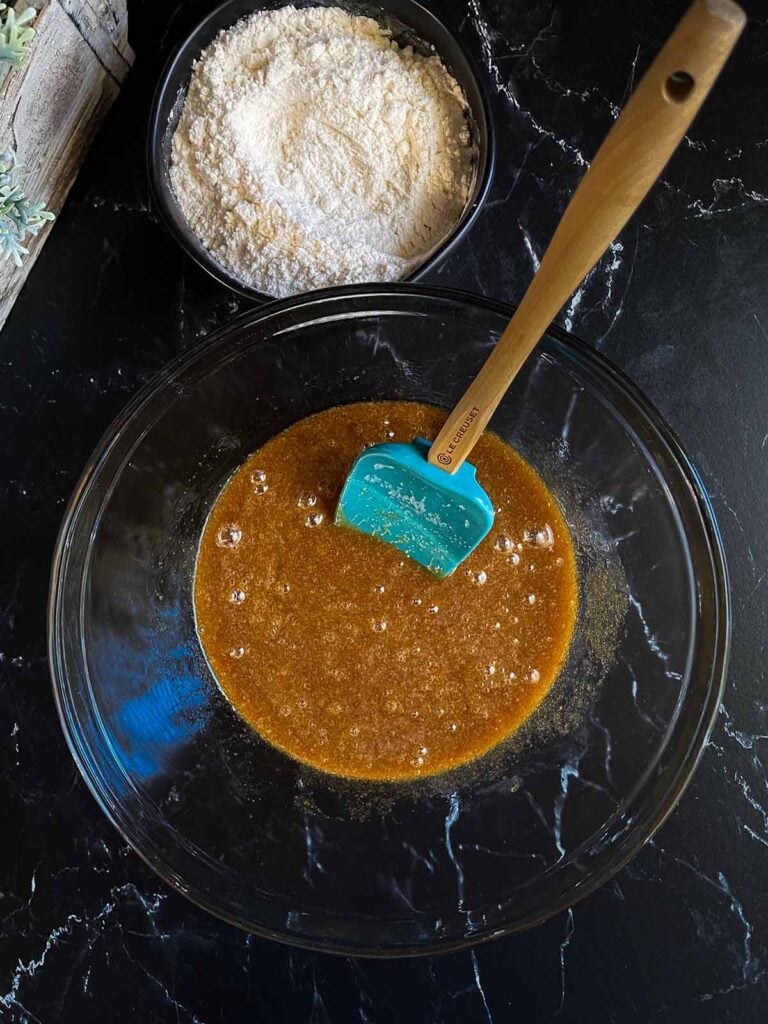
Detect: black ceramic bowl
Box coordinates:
(147, 0, 494, 302)
(49, 286, 729, 956)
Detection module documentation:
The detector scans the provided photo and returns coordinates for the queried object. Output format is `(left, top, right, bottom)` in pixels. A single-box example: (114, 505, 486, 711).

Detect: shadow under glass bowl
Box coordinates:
(49, 285, 729, 956)
(147, 0, 494, 303)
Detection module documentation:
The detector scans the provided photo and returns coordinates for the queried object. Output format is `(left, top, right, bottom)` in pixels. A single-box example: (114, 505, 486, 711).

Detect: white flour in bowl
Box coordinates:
(169, 5, 474, 297)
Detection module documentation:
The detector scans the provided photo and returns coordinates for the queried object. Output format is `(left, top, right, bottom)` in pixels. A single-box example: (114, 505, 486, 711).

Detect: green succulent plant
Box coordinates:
(0, 151, 54, 266)
(0, 3, 36, 69)
(0, 2, 37, 70)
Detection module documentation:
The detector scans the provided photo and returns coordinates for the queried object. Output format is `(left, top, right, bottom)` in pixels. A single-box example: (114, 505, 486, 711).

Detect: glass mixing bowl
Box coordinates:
(49, 286, 728, 956)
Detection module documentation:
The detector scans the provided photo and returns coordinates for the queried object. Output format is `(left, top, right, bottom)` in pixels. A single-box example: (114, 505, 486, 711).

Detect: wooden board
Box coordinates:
(0, 0, 133, 329)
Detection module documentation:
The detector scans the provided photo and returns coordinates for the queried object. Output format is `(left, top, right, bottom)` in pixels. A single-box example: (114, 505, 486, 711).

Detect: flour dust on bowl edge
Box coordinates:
(147, 0, 494, 304)
(48, 285, 729, 956)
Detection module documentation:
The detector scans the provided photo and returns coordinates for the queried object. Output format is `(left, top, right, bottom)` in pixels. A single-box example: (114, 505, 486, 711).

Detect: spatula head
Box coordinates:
(335, 437, 495, 578)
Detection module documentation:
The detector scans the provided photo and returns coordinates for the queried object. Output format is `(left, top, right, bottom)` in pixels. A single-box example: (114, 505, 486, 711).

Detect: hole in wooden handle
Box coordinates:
(664, 70, 695, 103)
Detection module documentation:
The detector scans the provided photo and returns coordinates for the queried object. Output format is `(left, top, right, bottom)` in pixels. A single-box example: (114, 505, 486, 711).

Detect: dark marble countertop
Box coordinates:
(2, 0, 767, 1020)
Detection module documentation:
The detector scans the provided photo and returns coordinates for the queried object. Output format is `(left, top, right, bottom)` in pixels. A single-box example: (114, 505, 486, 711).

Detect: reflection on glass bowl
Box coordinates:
(49, 285, 729, 956)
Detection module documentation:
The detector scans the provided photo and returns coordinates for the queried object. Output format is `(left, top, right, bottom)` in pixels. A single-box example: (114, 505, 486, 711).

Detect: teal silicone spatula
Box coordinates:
(336, 0, 745, 577)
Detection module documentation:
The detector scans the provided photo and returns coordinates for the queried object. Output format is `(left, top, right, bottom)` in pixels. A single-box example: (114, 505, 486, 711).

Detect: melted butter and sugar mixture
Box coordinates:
(194, 402, 578, 780)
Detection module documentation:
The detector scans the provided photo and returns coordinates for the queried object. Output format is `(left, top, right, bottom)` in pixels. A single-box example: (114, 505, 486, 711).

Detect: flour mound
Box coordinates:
(170, 5, 474, 297)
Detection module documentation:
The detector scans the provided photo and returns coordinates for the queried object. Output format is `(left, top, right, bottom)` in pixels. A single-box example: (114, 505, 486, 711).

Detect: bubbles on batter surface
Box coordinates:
(528, 668, 541, 683)
(484, 663, 496, 676)
(507, 552, 521, 566)
(524, 524, 554, 550)
(468, 569, 487, 586)
(229, 588, 246, 604)
(297, 492, 317, 508)
(305, 512, 324, 527)
(372, 620, 387, 632)
(385, 430, 395, 439)
(427, 604, 439, 614)
(525, 593, 536, 605)
(374, 584, 385, 594)
(229, 646, 245, 659)
(279, 583, 291, 593)
(494, 534, 513, 552)
(216, 524, 242, 548)
(251, 470, 269, 494)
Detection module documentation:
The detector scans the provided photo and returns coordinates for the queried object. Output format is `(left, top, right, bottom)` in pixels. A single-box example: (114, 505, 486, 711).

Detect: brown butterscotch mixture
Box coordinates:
(194, 402, 578, 780)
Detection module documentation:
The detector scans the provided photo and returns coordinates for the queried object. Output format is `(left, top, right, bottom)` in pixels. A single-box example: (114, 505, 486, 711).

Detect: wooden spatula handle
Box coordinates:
(428, 0, 745, 473)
